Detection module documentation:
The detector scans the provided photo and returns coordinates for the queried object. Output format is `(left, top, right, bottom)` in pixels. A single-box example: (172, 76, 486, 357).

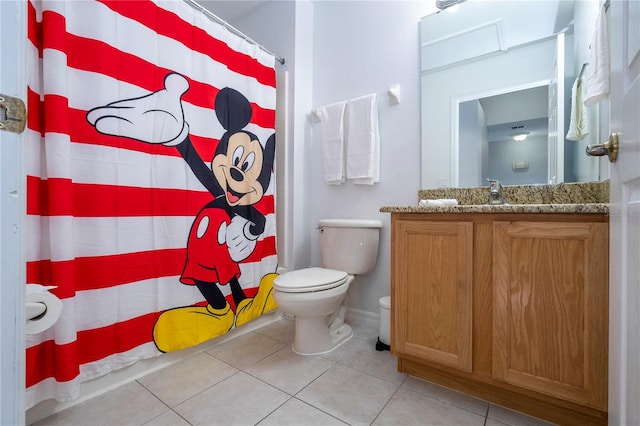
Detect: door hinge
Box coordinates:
(0, 94, 26, 134)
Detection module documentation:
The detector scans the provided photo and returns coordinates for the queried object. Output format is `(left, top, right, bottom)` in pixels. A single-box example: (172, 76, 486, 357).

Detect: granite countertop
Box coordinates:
(380, 181, 610, 215)
(380, 203, 609, 214)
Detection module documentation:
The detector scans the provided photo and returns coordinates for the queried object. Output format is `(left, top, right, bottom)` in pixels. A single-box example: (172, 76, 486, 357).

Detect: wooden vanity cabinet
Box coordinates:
(390, 213, 609, 425)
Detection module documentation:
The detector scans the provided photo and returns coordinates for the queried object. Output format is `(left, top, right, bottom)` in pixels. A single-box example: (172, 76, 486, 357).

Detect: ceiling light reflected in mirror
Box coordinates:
(512, 132, 530, 142)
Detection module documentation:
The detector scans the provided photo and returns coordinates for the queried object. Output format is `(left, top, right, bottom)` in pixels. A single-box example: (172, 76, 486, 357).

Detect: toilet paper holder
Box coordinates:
(25, 284, 63, 334)
(26, 302, 48, 321)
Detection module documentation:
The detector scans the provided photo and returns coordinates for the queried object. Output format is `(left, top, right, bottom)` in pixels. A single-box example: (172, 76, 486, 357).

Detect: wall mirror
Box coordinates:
(420, 0, 608, 189)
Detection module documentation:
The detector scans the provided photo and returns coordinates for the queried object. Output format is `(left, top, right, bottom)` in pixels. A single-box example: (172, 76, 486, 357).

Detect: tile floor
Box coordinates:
(34, 317, 555, 426)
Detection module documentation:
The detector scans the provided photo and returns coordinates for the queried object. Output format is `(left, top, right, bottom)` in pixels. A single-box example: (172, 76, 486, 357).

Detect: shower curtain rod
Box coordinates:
(183, 0, 286, 65)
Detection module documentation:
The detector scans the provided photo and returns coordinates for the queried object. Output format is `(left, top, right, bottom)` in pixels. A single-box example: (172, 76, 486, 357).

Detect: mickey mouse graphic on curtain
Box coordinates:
(87, 73, 278, 352)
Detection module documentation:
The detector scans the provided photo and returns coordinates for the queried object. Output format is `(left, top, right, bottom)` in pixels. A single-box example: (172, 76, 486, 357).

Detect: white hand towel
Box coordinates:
(319, 101, 347, 185)
(346, 94, 380, 185)
(419, 199, 459, 207)
(566, 77, 590, 140)
(584, 7, 609, 106)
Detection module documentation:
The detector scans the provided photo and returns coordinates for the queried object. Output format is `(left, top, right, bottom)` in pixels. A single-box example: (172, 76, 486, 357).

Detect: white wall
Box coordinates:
(235, 1, 431, 315)
(308, 1, 429, 314)
(420, 1, 567, 52)
(487, 136, 549, 185)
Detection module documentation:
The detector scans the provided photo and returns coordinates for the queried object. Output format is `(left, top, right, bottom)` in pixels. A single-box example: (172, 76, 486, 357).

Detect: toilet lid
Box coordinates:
(273, 267, 349, 293)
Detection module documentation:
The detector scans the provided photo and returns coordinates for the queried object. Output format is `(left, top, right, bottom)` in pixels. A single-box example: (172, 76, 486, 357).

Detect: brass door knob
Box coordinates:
(586, 133, 618, 163)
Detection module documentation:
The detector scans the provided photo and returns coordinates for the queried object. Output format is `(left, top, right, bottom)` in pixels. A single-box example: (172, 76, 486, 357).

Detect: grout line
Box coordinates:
(134, 380, 190, 426)
(399, 378, 491, 421)
(370, 380, 403, 425)
(290, 397, 347, 425)
(253, 395, 294, 425)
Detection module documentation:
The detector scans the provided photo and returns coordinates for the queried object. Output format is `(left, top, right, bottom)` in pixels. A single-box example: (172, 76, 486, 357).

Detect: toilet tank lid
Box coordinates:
(318, 219, 383, 228)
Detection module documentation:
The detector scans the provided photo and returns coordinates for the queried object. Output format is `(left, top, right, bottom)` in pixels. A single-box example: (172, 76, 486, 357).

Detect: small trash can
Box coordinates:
(376, 296, 391, 351)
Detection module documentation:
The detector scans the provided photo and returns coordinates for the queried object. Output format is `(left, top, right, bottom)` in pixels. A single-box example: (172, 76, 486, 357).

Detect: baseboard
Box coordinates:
(345, 307, 379, 330)
(25, 310, 285, 425)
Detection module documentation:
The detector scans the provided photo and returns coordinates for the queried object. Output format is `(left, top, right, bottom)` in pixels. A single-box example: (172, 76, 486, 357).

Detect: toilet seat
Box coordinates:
(273, 267, 349, 293)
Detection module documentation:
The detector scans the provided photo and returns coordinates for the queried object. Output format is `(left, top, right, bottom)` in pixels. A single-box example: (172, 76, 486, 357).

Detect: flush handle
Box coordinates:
(586, 132, 618, 163)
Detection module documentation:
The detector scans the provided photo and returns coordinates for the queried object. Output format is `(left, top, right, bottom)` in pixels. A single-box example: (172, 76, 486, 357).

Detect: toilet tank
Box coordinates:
(318, 219, 383, 275)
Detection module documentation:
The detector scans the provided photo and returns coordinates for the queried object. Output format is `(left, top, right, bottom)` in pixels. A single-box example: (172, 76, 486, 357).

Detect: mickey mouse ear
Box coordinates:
(215, 87, 253, 131)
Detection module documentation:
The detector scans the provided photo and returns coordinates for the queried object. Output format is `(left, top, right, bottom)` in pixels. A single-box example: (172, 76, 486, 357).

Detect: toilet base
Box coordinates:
(292, 316, 353, 355)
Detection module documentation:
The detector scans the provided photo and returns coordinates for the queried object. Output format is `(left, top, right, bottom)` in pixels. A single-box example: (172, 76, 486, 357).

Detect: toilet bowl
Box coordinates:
(273, 219, 382, 355)
(273, 267, 354, 355)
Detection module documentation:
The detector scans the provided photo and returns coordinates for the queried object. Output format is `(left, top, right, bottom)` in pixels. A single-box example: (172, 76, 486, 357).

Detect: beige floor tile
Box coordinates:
(138, 352, 237, 407)
(34, 318, 557, 426)
(142, 410, 190, 426)
(373, 387, 486, 426)
(244, 346, 336, 394)
(324, 331, 407, 385)
(488, 404, 557, 426)
(174, 371, 289, 426)
(296, 363, 399, 425)
(207, 331, 286, 369)
(33, 381, 168, 426)
(253, 316, 295, 344)
(257, 398, 348, 426)
(349, 322, 380, 342)
(402, 375, 489, 416)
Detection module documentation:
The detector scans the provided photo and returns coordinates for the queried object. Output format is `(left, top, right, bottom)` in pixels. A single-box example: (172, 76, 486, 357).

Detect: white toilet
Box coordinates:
(273, 219, 383, 355)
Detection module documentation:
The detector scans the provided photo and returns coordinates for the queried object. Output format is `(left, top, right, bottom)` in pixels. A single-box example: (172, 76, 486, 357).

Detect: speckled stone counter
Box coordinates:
(380, 181, 609, 214)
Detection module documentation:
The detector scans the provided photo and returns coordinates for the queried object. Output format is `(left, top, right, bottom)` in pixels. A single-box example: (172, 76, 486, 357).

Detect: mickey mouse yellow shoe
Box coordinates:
(152, 303, 234, 352)
(235, 273, 278, 327)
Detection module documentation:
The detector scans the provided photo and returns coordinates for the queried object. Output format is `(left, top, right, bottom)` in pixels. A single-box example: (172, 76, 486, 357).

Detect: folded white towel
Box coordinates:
(319, 101, 347, 185)
(346, 94, 380, 185)
(419, 199, 459, 207)
(584, 6, 609, 106)
(566, 77, 589, 140)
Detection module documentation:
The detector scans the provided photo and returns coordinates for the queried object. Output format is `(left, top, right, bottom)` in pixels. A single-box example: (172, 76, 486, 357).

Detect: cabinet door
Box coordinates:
(492, 221, 608, 410)
(392, 220, 473, 372)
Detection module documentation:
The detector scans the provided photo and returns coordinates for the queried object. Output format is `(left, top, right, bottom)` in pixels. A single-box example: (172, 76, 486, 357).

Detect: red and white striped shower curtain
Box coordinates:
(25, 0, 278, 408)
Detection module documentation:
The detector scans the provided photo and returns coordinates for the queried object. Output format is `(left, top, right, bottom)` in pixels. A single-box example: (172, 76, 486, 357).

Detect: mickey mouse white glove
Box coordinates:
(86, 73, 190, 146)
(224, 215, 259, 262)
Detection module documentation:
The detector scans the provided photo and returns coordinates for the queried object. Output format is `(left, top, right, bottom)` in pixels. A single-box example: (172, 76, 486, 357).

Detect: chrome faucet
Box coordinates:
(487, 179, 506, 205)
